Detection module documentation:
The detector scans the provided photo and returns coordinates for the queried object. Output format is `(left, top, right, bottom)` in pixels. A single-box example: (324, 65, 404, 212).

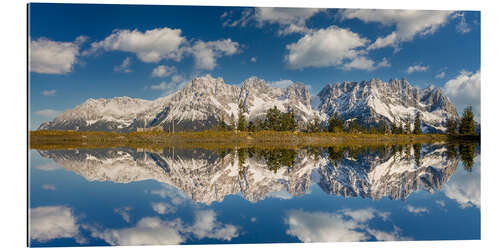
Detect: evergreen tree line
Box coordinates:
(446, 105, 477, 135)
(217, 102, 476, 135)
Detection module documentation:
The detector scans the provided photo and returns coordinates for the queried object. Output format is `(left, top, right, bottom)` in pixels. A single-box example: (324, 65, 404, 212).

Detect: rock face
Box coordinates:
(37, 144, 459, 204)
(38, 75, 458, 132)
(317, 78, 458, 132)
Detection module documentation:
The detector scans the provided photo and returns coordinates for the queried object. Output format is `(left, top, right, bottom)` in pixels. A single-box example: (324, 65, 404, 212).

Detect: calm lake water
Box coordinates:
(28, 143, 480, 247)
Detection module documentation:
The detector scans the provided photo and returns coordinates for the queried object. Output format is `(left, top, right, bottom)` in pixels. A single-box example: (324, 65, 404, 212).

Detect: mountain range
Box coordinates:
(38, 75, 458, 133)
(37, 144, 459, 204)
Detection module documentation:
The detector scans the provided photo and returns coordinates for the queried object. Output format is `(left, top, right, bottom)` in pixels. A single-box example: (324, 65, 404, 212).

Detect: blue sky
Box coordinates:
(28, 4, 480, 128)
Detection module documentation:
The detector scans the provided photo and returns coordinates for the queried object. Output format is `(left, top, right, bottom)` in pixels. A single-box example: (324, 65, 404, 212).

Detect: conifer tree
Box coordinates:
(459, 105, 475, 135)
(237, 101, 247, 131)
(446, 119, 457, 135)
(413, 112, 422, 134)
(229, 113, 236, 131)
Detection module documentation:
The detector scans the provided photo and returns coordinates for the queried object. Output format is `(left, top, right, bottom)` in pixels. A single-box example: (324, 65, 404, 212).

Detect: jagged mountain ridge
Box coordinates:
(37, 144, 459, 204)
(38, 75, 457, 132)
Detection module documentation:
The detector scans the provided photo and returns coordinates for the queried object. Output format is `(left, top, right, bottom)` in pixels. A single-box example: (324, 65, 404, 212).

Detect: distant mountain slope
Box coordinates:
(38, 75, 458, 132)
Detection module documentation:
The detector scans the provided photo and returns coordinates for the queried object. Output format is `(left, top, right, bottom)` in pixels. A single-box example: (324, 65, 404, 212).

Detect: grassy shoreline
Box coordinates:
(28, 130, 477, 150)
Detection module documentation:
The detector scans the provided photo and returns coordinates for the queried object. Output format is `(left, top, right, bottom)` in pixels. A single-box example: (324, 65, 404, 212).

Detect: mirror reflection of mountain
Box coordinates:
(37, 143, 478, 204)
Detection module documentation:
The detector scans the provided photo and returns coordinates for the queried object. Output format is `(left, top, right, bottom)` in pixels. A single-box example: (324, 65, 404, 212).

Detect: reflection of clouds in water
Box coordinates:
(29, 206, 85, 243)
(34, 163, 62, 171)
(267, 190, 294, 200)
(114, 207, 133, 223)
(405, 205, 429, 215)
(151, 202, 176, 214)
(87, 209, 239, 246)
(284, 208, 410, 242)
(147, 184, 187, 205)
(86, 217, 185, 245)
(443, 156, 480, 208)
(41, 184, 56, 190)
(435, 200, 446, 207)
(188, 210, 239, 241)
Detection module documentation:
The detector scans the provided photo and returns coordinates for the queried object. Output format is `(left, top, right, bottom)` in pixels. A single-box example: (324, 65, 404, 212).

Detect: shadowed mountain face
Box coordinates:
(37, 144, 470, 204)
(38, 75, 457, 132)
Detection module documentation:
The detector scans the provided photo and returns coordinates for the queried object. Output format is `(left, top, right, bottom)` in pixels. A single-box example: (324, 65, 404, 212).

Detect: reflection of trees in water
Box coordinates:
(218, 142, 478, 174)
(458, 143, 476, 172)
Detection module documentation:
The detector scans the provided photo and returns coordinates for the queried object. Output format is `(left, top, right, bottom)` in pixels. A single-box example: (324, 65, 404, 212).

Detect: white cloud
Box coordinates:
(250, 57, 257, 62)
(152, 65, 176, 78)
(41, 184, 56, 191)
(454, 12, 471, 34)
(443, 156, 480, 208)
(254, 7, 324, 35)
(149, 79, 190, 96)
(41, 89, 57, 96)
(114, 207, 133, 223)
(250, 217, 257, 222)
(114, 57, 132, 73)
(86, 27, 187, 63)
(34, 109, 62, 118)
(30, 206, 83, 243)
(284, 208, 407, 242)
(223, 7, 324, 35)
(443, 70, 481, 117)
(435, 71, 446, 79)
(343, 56, 391, 71)
(29, 37, 81, 74)
(270, 80, 295, 89)
(285, 25, 372, 70)
(339, 9, 454, 50)
(405, 205, 429, 214)
(406, 64, 429, 74)
(151, 202, 176, 215)
(189, 39, 240, 70)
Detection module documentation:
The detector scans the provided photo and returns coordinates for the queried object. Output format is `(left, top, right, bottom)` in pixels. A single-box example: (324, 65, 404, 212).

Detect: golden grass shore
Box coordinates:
(28, 130, 464, 150)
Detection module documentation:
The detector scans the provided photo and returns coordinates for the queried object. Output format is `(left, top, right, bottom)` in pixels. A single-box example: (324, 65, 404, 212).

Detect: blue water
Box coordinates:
(28, 144, 480, 247)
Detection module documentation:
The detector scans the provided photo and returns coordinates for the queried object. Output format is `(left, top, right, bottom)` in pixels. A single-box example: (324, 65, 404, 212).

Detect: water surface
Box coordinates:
(28, 143, 480, 246)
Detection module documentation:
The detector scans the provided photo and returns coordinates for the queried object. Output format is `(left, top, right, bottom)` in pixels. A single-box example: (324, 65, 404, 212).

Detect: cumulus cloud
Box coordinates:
(41, 184, 56, 191)
(250, 57, 257, 62)
(41, 89, 57, 96)
(189, 39, 240, 70)
(284, 208, 407, 243)
(151, 65, 176, 78)
(114, 57, 132, 73)
(29, 37, 81, 74)
(151, 202, 176, 215)
(285, 25, 386, 70)
(406, 64, 429, 74)
(223, 7, 324, 35)
(435, 71, 446, 79)
(405, 205, 429, 214)
(443, 156, 480, 208)
(269, 80, 295, 89)
(114, 207, 133, 223)
(85, 27, 240, 71)
(339, 9, 454, 50)
(87, 210, 239, 246)
(85, 27, 186, 63)
(30, 206, 84, 243)
(443, 70, 481, 117)
(34, 109, 62, 119)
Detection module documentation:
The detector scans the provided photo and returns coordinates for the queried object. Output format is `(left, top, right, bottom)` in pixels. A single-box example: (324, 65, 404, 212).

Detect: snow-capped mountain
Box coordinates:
(38, 75, 458, 132)
(37, 144, 460, 204)
(317, 78, 458, 132)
